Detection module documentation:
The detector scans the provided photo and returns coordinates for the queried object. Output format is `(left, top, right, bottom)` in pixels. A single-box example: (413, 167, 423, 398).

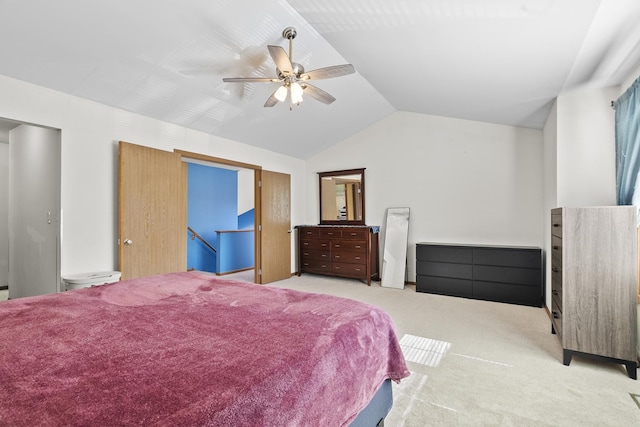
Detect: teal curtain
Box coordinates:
(614, 77, 640, 207)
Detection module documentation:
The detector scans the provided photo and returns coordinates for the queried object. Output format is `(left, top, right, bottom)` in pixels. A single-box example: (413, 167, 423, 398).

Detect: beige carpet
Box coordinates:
(234, 272, 640, 426)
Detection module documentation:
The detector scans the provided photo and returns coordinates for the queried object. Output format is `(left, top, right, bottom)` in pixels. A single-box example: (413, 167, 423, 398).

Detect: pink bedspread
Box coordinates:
(0, 272, 409, 426)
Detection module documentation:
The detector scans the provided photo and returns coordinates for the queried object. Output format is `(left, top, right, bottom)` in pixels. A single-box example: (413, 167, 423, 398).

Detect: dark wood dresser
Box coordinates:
(416, 242, 543, 307)
(296, 225, 379, 285)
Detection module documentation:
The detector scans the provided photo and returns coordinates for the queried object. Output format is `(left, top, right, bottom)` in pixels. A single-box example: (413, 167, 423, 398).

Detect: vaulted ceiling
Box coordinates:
(0, 0, 639, 158)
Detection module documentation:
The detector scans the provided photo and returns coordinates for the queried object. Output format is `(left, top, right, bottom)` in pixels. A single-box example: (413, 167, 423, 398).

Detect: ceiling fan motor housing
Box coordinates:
(277, 63, 305, 80)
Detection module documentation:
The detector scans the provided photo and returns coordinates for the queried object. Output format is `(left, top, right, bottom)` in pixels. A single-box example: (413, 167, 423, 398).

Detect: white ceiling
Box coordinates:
(0, 0, 639, 159)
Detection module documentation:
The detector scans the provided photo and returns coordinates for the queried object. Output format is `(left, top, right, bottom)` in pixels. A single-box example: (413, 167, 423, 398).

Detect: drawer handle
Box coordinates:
(334, 255, 340, 259)
(303, 242, 309, 246)
(350, 233, 357, 236)
(321, 264, 327, 268)
(322, 254, 327, 258)
(321, 243, 327, 247)
(552, 246, 559, 250)
(552, 311, 560, 319)
(335, 266, 340, 269)
(303, 252, 309, 256)
(355, 256, 361, 260)
(327, 232, 334, 235)
(355, 245, 361, 249)
(355, 268, 361, 271)
(335, 244, 341, 248)
(553, 224, 560, 227)
(552, 267, 559, 273)
(552, 290, 558, 296)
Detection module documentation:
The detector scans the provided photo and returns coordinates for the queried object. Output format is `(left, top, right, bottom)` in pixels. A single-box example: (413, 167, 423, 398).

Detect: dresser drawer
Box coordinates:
(332, 251, 367, 264)
(300, 239, 330, 250)
(473, 265, 541, 287)
(416, 246, 473, 264)
(551, 235, 562, 267)
(551, 298, 563, 340)
(416, 261, 472, 280)
(299, 227, 320, 238)
(331, 262, 367, 276)
(551, 262, 562, 293)
(473, 280, 542, 306)
(332, 240, 366, 252)
(319, 228, 341, 238)
(551, 214, 563, 237)
(416, 275, 473, 298)
(341, 229, 368, 240)
(301, 259, 331, 272)
(473, 248, 540, 268)
(551, 284, 562, 312)
(301, 249, 330, 261)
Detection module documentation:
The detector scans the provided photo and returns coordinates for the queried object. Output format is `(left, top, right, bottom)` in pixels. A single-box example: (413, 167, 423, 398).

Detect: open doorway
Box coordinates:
(183, 158, 255, 278)
(118, 144, 291, 285)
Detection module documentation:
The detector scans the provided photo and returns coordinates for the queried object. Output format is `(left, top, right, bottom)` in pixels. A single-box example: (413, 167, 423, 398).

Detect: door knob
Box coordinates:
(123, 239, 133, 246)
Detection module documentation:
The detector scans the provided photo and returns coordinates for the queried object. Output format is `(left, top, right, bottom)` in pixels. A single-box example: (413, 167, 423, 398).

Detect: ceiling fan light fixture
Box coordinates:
(274, 85, 288, 102)
(291, 82, 304, 104)
(223, 26, 355, 108)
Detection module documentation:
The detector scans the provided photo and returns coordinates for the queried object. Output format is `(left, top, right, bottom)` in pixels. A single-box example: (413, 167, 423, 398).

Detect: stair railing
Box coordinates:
(187, 226, 217, 253)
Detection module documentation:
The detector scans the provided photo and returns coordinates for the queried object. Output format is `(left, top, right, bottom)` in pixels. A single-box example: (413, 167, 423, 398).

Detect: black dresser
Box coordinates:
(416, 243, 543, 307)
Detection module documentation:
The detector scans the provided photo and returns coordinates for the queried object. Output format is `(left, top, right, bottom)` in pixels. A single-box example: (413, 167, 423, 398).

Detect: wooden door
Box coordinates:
(257, 170, 291, 284)
(118, 142, 187, 280)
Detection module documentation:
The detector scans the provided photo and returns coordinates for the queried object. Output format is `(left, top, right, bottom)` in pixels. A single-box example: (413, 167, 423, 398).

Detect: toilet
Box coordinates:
(62, 271, 121, 291)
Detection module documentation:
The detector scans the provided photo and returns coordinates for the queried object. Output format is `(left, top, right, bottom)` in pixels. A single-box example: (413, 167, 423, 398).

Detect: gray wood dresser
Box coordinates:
(296, 225, 379, 285)
(551, 207, 638, 379)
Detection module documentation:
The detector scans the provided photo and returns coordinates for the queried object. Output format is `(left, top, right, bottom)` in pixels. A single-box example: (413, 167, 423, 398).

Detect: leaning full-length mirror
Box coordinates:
(318, 168, 365, 225)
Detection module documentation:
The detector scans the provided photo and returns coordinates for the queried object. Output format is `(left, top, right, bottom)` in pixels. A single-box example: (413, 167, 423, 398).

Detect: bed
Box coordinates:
(0, 271, 409, 426)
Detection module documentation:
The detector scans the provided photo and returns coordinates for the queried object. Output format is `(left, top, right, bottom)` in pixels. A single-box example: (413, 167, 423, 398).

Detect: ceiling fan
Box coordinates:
(223, 27, 355, 108)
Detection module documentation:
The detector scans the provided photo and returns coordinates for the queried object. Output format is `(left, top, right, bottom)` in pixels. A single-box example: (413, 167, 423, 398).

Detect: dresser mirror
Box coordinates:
(318, 168, 365, 225)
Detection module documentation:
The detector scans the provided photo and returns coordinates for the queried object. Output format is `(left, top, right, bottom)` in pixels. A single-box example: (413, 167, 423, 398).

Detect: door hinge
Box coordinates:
(258, 180, 262, 187)
(258, 269, 262, 276)
(258, 224, 262, 232)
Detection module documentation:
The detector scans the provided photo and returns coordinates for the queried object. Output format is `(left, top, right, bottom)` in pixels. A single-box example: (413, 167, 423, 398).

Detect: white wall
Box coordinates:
(0, 74, 305, 277)
(306, 111, 544, 281)
(237, 168, 254, 216)
(542, 86, 619, 309)
(542, 101, 558, 308)
(556, 86, 618, 207)
(0, 142, 8, 288)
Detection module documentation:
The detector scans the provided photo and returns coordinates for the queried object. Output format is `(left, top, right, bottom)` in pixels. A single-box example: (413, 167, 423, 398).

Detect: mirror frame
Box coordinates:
(318, 168, 366, 225)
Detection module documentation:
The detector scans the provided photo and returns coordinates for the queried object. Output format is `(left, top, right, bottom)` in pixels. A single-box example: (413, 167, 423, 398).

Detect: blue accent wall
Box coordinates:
(186, 164, 254, 274)
(187, 164, 237, 272)
(238, 209, 254, 229)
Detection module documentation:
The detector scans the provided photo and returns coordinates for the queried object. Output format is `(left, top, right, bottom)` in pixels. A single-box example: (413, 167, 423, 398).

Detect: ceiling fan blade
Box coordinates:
(267, 45, 293, 75)
(264, 88, 282, 107)
(223, 77, 279, 83)
(302, 83, 336, 105)
(300, 64, 355, 80)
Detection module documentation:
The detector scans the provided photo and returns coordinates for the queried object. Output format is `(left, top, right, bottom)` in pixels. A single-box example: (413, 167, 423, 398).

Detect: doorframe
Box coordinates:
(175, 150, 264, 283)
